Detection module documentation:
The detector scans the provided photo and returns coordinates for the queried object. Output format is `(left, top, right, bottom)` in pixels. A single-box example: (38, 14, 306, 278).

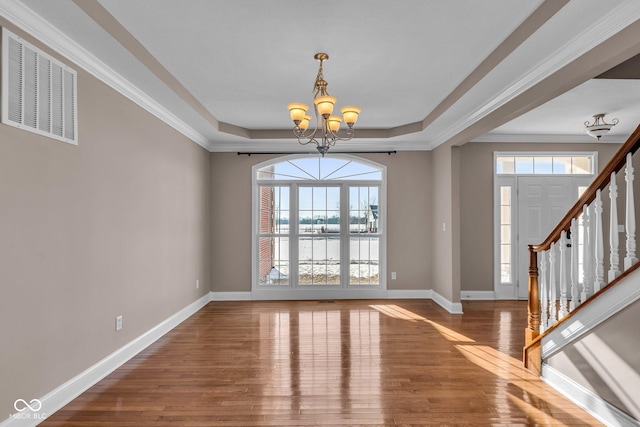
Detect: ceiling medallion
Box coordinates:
(583, 113, 619, 140)
(287, 53, 361, 156)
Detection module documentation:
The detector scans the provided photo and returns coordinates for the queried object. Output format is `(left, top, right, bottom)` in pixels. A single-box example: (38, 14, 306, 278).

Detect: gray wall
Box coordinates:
(0, 19, 211, 416)
(209, 151, 433, 293)
(459, 141, 620, 293)
(430, 143, 461, 303)
(547, 298, 640, 420)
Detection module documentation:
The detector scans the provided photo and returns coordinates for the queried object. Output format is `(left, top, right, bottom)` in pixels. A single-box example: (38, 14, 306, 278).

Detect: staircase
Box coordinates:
(523, 125, 640, 427)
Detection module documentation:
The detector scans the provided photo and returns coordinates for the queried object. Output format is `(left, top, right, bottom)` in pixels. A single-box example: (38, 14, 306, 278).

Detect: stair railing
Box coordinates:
(525, 124, 640, 352)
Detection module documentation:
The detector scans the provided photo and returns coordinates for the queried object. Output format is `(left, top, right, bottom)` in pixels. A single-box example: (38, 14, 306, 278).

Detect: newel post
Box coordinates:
(526, 245, 540, 344)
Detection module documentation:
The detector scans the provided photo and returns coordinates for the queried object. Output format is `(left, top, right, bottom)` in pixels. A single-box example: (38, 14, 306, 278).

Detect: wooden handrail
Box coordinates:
(534, 123, 640, 252)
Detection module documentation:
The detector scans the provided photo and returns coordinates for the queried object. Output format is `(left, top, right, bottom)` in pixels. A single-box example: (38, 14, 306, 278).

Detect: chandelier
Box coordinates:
(583, 113, 619, 140)
(287, 53, 361, 156)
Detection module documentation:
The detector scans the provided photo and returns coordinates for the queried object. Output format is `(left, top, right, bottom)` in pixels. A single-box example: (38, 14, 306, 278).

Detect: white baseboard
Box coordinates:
(542, 364, 640, 427)
(387, 289, 463, 314)
(461, 290, 495, 300)
(0, 294, 211, 427)
(209, 289, 464, 314)
(209, 291, 252, 301)
(211, 290, 439, 301)
(431, 289, 464, 314)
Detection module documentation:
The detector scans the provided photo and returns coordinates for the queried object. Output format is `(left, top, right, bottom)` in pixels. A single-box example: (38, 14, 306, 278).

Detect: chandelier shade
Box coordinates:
(314, 96, 337, 117)
(327, 115, 342, 132)
(287, 53, 361, 156)
(298, 114, 311, 131)
(340, 106, 361, 126)
(583, 113, 618, 140)
(287, 103, 309, 124)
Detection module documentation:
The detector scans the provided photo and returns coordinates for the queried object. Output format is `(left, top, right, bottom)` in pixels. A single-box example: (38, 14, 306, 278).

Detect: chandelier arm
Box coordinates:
(293, 102, 324, 145)
(296, 136, 319, 147)
(294, 125, 319, 141)
(326, 127, 356, 142)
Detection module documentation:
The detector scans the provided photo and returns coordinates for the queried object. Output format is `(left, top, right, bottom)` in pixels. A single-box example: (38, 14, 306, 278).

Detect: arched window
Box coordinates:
(252, 155, 386, 298)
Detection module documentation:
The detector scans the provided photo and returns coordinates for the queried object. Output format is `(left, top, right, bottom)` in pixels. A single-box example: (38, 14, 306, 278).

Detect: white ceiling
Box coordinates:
(3, 0, 640, 152)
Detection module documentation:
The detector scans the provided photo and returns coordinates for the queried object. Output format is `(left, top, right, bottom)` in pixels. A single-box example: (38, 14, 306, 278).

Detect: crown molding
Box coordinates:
(472, 133, 627, 144)
(0, 0, 213, 150)
(432, 0, 640, 148)
(207, 138, 432, 153)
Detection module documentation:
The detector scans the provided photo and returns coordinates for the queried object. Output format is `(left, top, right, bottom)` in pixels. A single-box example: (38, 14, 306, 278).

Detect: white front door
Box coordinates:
(515, 177, 588, 299)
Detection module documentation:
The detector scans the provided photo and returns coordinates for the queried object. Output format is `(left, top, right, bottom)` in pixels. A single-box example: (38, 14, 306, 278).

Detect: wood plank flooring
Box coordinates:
(41, 300, 603, 426)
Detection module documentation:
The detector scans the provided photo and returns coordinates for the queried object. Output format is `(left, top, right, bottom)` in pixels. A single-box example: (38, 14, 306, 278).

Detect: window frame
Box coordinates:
(252, 155, 387, 298)
(493, 151, 597, 299)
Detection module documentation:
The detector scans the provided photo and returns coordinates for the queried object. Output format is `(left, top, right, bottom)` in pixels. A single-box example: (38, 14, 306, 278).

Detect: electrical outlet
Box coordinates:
(196, 279, 200, 289)
(115, 315, 123, 331)
(391, 272, 397, 280)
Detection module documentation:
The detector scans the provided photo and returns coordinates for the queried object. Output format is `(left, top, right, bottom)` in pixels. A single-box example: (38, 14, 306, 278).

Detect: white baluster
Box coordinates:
(625, 153, 638, 270)
(558, 232, 568, 319)
(570, 218, 579, 311)
(609, 172, 621, 282)
(594, 190, 605, 293)
(540, 250, 549, 331)
(581, 204, 592, 302)
(548, 242, 557, 325)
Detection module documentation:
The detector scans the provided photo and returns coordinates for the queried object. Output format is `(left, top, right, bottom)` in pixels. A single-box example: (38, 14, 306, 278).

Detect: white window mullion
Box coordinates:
(291, 183, 299, 289)
(341, 182, 350, 288)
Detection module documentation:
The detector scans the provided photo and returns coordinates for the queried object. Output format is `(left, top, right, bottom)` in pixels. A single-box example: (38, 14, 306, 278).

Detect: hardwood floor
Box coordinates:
(41, 300, 603, 426)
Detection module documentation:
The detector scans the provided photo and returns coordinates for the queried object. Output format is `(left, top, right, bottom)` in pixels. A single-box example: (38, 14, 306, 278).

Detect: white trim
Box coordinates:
(541, 364, 640, 427)
(213, 288, 465, 314)
(474, 133, 627, 144)
(251, 288, 389, 301)
(541, 265, 640, 358)
(0, 0, 212, 150)
(494, 151, 598, 176)
(209, 291, 251, 301)
(494, 177, 516, 299)
(212, 288, 465, 314)
(431, 289, 464, 314)
(0, 294, 210, 427)
(461, 290, 496, 300)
